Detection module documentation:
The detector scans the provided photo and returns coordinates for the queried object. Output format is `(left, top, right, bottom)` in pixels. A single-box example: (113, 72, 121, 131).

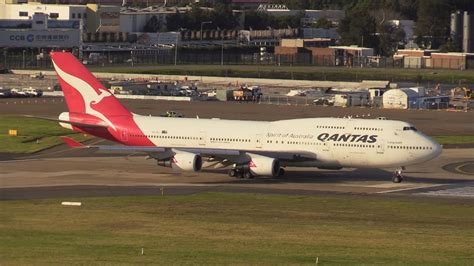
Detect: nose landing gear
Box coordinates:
(392, 168, 404, 183)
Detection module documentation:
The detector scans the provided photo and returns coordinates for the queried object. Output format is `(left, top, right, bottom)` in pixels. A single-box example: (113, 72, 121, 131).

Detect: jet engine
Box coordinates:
(157, 152, 202, 172)
(248, 154, 280, 177)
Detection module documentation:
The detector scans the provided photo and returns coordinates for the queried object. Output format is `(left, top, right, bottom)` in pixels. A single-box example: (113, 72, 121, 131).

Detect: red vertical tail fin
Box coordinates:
(50, 52, 131, 120)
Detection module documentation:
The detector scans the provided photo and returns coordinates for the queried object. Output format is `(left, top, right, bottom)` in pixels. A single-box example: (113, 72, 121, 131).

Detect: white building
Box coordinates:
(383, 88, 420, 109)
(329, 46, 374, 57)
(0, 13, 81, 48)
(120, 9, 175, 33)
(0, 2, 87, 21)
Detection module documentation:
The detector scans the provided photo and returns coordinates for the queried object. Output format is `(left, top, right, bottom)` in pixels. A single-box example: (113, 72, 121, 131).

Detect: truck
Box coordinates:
(232, 86, 262, 102)
(23, 87, 43, 97)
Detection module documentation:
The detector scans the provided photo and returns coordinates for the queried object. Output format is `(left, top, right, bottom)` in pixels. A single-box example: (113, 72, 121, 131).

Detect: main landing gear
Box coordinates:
(392, 167, 405, 183)
(228, 165, 286, 179)
(228, 168, 254, 179)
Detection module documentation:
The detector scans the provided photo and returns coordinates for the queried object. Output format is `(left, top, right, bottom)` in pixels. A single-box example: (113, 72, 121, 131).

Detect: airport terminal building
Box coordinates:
(0, 13, 81, 48)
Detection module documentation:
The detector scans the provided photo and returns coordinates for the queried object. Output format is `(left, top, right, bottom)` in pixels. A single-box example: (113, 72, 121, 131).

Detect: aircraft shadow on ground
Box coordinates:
(199, 168, 471, 185)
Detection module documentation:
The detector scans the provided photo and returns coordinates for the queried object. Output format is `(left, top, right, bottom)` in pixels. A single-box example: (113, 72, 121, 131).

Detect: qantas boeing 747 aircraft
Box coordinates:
(48, 52, 441, 183)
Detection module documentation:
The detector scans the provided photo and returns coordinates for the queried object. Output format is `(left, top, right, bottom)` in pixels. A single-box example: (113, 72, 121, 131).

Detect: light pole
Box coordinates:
(174, 28, 184, 66)
(219, 27, 224, 66)
(200, 21, 212, 41)
(3, 49, 7, 69)
(174, 32, 178, 66)
(22, 50, 26, 69)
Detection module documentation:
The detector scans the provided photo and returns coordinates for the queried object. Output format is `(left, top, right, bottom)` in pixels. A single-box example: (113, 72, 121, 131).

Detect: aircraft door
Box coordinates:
(255, 134, 263, 148)
(322, 141, 330, 152)
(377, 139, 385, 154)
(199, 131, 206, 146)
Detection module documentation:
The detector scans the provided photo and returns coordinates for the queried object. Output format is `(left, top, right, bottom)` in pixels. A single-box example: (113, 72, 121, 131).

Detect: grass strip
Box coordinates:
(433, 135, 474, 145)
(93, 64, 474, 84)
(0, 192, 472, 265)
(0, 115, 91, 153)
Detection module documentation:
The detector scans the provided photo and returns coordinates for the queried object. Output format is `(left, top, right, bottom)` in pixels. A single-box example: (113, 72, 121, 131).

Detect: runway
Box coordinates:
(1, 97, 473, 201)
(1, 146, 473, 201)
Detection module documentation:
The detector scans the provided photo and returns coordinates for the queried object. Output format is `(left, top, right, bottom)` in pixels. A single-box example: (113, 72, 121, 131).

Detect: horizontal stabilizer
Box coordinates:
(61, 136, 84, 148)
(24, 115, 108, 129)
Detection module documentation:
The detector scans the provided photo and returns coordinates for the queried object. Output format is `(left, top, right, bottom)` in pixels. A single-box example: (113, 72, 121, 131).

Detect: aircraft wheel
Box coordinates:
(228, 169, 237, 177)
(278, 168, 285, 177)
(392, 170, 403, 183)
(243, 171, 254, 179)
(392, 176, 403, 183)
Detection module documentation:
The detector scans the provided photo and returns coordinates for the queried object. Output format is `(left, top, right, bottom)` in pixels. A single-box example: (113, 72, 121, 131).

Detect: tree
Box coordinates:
(314, 17, 332, 29)
(165, 4, 239, 31)
(377, 23, 405, 56)
(244, 11, 303, 30)
(211, 4, 239, 29)
(338, 9, 378, 48)
(143, 16, 161, 33)
(414, 0, 451, 49)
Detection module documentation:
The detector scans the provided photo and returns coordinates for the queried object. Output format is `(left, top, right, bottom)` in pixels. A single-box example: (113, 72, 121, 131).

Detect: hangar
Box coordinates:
(383, 88, 420, 109)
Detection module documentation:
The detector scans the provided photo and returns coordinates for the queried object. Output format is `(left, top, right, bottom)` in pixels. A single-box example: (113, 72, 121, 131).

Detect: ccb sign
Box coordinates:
(9, 34, 34, 42)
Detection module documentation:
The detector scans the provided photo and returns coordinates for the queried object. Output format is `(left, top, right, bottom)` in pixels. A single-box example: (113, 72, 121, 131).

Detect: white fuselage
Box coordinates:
(130, 116, 442, 169)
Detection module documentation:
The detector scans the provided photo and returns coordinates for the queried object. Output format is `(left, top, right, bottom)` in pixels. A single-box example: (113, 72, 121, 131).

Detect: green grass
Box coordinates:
(0, 116, 91, 153)
(0, 193, 472, 265)
(92, 64, 474, 84)
(433, 135, 474, 145)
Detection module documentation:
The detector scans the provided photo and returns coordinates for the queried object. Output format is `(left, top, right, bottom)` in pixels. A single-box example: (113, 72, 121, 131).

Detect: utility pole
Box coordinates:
(174, 33, 178, 66)
(200, 21, 212, 41)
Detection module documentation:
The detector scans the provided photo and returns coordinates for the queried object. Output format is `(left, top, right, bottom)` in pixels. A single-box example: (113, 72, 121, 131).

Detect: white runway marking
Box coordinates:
(376, 184, 443, 194)
(367, 183, 413, 188)
(418, 183, 474, 198)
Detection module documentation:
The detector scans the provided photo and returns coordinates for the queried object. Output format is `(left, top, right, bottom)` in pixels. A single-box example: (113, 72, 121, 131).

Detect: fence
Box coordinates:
(1, 48, 473, 71)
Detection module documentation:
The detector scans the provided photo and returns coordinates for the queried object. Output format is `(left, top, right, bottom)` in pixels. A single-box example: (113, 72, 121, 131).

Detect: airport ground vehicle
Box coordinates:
(0, 89, 12, 98)
(46, 52, 441, 183)
(24, 88, 43, 97)
(10, 88, 28, 97)
(159, 111, 184, 118)
(313, 97, 334, 106)
(450, 87, 472, 100)
(232, 86, 262, 102)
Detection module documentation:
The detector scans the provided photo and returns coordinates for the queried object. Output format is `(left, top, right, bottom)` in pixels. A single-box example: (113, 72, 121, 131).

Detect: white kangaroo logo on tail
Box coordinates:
(91, 88, 113, 106)
(52, 60, 117, 131)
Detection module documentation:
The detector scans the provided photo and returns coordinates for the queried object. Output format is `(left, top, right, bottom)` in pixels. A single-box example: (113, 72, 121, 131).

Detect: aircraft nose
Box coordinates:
(430, 140, 442, 159)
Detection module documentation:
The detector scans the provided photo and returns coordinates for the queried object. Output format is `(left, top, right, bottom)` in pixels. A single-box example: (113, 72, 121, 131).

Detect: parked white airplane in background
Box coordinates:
(49, 52, 442, 183)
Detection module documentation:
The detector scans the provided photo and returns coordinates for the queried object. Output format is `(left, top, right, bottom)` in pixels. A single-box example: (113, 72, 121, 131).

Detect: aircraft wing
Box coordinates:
(61, 137, 316, 162)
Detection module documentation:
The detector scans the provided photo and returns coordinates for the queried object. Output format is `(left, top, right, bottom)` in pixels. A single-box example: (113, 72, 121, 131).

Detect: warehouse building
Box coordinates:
(382, 88, 421, 109)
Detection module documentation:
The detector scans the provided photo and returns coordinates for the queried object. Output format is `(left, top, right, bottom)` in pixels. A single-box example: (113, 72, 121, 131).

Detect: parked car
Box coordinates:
(24, 88, 43, 97)
(0, 68, 12, 74)
(160, 111, 184, 118)
(313, 97, 334, 106)
(10, 88, 28, 98)
(0, 89, 12, 98)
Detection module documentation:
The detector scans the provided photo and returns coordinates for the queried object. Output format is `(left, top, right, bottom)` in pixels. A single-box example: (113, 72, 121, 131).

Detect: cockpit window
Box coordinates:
(403, 126, 417, 131)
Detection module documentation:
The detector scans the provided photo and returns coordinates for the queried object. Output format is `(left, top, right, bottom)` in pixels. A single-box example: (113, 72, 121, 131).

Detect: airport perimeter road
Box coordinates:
(0, 97, 473, 136)
(1, 148, 472, 200)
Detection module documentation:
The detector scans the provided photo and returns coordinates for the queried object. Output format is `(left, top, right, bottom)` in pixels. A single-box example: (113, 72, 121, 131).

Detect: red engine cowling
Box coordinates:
(248, 154, 280, 177)
(158, 152, 202, 172)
